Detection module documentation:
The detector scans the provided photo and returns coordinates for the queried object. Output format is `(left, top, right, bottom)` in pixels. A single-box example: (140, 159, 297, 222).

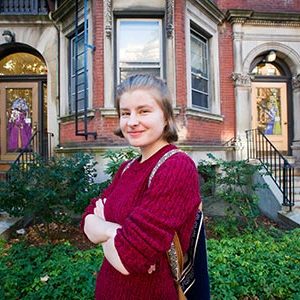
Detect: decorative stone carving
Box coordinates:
(166, 0, 174, 38)
(232, 73, 253, 87)
(104, 0, 112, 38)
(292, 74, 300, 90)
(232, 32, 243, 41)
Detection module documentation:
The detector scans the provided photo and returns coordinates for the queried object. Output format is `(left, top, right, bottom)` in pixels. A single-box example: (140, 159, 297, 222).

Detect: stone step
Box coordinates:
(0, 172, 7, 181)
(278, 210, 300, 228)
(0, 212, 21, 238)
(0, 162, 12, 172)
(293, 194, 300, 201)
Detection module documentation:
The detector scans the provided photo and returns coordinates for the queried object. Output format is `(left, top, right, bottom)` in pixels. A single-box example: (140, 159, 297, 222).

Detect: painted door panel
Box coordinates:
(0, 82, 38, 160)
(252, 82, 288, 152)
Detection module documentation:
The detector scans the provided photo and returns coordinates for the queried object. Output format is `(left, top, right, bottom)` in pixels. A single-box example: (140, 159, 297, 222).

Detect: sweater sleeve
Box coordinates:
(114, 154, 201, 274)
(80, 160, 129, 232)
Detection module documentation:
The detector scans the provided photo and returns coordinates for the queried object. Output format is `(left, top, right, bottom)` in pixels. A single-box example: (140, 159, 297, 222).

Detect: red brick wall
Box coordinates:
(174, 0, 187, 108)
(59, 0, 125, 146)
(218, 22, 236, 142)
(174, 0, 235, 144)
(92, 0, 104, 108)
(60, 0, 237, 147)
(215, 0, 300, 12)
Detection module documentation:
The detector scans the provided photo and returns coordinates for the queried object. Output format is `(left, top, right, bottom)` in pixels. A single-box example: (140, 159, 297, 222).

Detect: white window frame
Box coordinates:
(70, 30, 88, 113)
(186, 3, 222, 120)
(190, 28, 210, 110)
(116, 18, 163, 84)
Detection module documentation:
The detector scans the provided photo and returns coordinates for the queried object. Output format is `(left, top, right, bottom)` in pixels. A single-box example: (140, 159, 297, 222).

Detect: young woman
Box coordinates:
(81, 75, 201, 299)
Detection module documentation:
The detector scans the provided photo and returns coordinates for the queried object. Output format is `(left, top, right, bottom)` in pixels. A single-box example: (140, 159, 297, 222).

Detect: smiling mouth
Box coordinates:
(128, 131, 144, 136)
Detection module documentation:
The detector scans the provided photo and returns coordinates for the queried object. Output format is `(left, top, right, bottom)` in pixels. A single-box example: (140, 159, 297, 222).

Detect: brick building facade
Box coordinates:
(1, 0, 300, 181)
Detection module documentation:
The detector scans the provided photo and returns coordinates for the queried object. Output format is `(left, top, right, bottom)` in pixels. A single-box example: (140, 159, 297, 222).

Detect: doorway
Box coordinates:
(252, 82, 288, 152)
(0, 50, 47, 161)
(0, 82, 39, 160)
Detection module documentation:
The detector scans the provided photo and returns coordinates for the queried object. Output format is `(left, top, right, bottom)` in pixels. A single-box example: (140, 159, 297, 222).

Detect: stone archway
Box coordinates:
(243, 42, 300, 75)
(242, 43, 300, 160)
(0, 46, 48, 160)
(233, 42, 300, 160)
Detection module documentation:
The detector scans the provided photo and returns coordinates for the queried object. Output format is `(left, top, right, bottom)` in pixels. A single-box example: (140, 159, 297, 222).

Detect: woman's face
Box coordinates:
(119, 88, 168, 158)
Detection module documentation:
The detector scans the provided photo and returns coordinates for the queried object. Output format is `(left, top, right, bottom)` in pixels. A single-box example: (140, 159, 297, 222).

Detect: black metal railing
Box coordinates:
(0, 0, 49, 15)
(223, 137, 236, 147)
(74, 0, 96, 139)
(6, 130, 54, 180)
(246, 129, 294, 211)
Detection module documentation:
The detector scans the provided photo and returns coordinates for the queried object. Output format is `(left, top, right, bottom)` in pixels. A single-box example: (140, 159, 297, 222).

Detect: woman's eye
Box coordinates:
(140, 110, 150, 114)
(120, 112, 130, 117)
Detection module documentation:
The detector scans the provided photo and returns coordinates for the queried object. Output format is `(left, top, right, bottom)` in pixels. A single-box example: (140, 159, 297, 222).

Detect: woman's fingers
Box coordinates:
(94, 198, 107, 219)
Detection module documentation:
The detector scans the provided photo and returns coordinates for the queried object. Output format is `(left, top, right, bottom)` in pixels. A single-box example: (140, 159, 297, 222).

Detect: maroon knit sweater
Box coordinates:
(81, 144, 201, 300)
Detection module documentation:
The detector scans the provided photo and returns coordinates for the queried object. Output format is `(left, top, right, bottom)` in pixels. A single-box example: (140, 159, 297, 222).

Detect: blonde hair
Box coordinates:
(114, 74, 178, 143)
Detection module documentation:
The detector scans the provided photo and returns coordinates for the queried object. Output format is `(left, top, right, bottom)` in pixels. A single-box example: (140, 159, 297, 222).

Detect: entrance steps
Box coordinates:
(277, 159, 300, 227)
(0, 160, 13, 181)
(252, 156, 300, 227)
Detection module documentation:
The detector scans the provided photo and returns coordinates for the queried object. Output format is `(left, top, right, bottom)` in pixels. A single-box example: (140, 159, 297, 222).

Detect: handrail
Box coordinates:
(246, 129, 294, 211)
(222, 137, 236, 147)
(6, 130, 54, 180)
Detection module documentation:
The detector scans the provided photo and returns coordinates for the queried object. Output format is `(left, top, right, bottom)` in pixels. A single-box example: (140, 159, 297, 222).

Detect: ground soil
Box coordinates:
(6, 214, 289, 251)
(8, 221, 94, 250)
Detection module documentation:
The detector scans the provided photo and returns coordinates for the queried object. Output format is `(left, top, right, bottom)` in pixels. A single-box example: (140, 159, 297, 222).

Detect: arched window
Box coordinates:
(251, 63, 282, 76)
(0, 52, 47, 76)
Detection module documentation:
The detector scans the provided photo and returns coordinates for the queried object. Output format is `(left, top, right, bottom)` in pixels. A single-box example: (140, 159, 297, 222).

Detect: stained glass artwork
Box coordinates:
(256, 88, 282, 135)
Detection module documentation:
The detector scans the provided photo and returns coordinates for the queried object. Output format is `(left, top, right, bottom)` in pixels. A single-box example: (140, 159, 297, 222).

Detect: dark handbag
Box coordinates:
(170, 210, 210, 300)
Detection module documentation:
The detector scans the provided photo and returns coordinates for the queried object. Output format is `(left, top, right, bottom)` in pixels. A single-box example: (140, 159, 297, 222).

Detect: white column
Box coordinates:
(291, 74, 300, 161)
(232, 74, 252, 160)
(232, 23, 243, 74)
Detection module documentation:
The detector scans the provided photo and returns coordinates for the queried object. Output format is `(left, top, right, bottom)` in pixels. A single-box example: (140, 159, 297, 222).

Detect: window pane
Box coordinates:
(190, 29, 209, 109)
(0, 52, 47, 75)
(6, 89, 33, 152)
(70, 30, 88, 113)
(192, 74, 208, 93)
(192, 91, 208, 109)
(119, 20, 160, 63)
(251, 63, 281, 76)
(191, 34, 208, 77)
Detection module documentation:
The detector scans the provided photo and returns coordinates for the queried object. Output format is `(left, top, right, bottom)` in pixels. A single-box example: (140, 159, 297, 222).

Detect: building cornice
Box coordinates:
(226, 9, 300, 26)
(191, 0, 225, 24)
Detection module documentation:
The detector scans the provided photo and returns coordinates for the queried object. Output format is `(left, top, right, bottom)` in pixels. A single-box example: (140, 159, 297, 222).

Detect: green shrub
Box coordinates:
(198, 154, 266, 224)
(102, 147, 139, 179)
(0, 241, 103, 300)
(0, 153, 100, 228)
(208, 228, 300, 299)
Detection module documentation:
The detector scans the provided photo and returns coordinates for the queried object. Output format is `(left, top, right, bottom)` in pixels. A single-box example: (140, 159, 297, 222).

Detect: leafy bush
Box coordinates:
(208, 228, 300, 299)
(102, 147, 139, 179)
(198, 154, 265, 223)
(0, 153, 100, 229)
(96, 147, 139, 193)
(0, 241, 103, 300)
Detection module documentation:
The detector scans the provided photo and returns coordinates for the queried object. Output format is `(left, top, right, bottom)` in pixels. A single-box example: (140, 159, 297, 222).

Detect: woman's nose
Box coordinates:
(127, 113, 139, 126)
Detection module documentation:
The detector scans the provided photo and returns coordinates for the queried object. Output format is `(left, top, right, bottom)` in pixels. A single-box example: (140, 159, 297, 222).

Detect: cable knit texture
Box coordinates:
(81, 144, 201, 300)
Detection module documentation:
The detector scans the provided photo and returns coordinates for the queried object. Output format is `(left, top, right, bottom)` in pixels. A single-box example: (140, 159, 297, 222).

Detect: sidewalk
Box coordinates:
(0, 212, 21, 238)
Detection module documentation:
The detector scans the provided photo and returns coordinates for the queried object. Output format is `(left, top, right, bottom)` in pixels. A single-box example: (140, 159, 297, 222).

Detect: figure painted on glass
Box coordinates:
(7, 98, 32, 152)
(264, 92, 281, 135)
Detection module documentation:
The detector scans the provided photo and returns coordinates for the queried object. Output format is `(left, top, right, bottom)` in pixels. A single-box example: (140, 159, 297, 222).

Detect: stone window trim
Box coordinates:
(103, 8, 177, 114)
(186, 2, 222, 120)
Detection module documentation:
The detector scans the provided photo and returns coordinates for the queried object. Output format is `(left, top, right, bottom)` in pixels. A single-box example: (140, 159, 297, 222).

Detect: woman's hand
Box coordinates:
(94, 198, 106, 219)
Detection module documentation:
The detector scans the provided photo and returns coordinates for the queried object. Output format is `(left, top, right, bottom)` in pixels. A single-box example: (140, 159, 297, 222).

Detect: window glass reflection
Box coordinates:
(0, 53, 47, 75)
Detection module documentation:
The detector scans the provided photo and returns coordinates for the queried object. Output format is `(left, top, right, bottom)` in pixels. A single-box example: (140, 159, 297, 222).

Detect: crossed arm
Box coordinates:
(83, 199, 129, 275)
